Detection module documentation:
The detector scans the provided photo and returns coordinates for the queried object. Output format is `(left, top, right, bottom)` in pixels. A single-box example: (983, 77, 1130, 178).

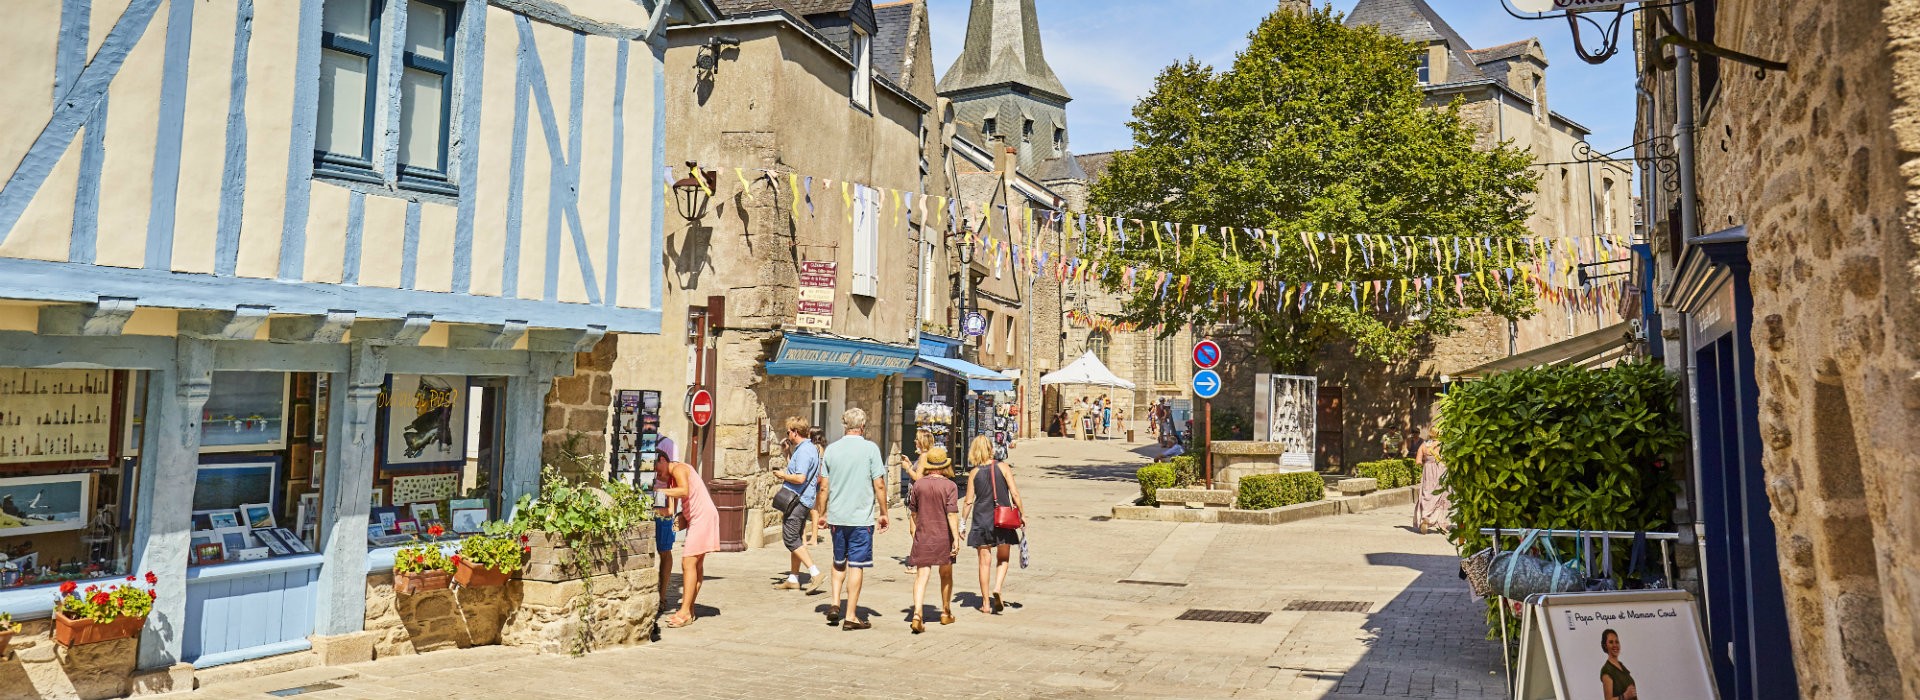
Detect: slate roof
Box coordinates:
(937, 0, 1071, 100)
(1031, 154, 1086, 182)
(1464, 39, 1537, 85)
(715, 0, 855, 16)
(1074, 150, 1125, 185)
(1344, 0, 1485, 84)
(872, 1, 914, 83)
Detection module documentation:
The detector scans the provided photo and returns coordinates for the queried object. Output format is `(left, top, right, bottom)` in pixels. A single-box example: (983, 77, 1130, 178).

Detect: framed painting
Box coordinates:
(192, 456, 280, 514)
(378, 375, 468, 471)
(292, 404, 313, 440)
(0, 473, 92, 536)
(0, 369, 112, 465)
(200, 372, 289, 453)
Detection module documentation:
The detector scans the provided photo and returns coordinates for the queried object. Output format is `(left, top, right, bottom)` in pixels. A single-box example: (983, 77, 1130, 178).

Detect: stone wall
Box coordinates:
(543, 335, 618, 481)
(0, 619, 140, 700)
(499, 567, 660, 655)
(363, 574, 512, 658)
(1662, 1, 1920, 696)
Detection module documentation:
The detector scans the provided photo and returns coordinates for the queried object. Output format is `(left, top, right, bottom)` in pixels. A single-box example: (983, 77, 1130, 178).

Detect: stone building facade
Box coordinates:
(1634, 1, 1920, 697)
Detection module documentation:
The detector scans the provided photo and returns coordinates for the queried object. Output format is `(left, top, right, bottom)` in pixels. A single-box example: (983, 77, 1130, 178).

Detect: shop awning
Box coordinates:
(914, 356, 1015, 392)
(1454, 322, 1636, 379)
(1040, 351, 1136, 389)
(765, 333, 918, 378)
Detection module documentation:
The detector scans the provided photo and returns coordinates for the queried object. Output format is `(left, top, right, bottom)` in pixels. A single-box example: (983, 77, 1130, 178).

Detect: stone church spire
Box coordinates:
(937, 0, 1070, 100)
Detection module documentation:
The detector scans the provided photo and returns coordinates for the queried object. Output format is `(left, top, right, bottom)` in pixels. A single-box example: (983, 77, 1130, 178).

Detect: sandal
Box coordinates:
(941, 610, 955, 625)
(910, 614, 925, 634)
(664, 614, 694, 628)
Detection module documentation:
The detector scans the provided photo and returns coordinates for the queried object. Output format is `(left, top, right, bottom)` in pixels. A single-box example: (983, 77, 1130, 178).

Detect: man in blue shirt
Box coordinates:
(774, 416, 823, 590)
(815, 407, 890, 630)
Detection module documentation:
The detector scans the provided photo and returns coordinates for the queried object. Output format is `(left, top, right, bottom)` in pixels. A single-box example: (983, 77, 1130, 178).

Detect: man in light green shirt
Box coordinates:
(814, 407, 890, 630)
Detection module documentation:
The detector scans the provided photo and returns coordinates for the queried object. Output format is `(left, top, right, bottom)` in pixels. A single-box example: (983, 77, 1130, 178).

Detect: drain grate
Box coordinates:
(1283, 600, 1373, 613)
(1117, 579, 1188, 587)
(1176, 608, 1271, 624)
(266, 682, 344, 697)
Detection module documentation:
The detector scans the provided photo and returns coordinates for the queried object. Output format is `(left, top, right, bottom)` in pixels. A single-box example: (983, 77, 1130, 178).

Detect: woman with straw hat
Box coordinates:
(905, 445, 961, 633)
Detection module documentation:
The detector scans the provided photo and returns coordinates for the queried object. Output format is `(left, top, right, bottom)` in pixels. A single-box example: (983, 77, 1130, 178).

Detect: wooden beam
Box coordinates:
(527, 325, 608, 353)
(179, 305, 272, 340)
(269, 310, 358, 344)
(350, 313, 434, 346)
(37, 297, 137, 336)
(446, 320, 530, 350)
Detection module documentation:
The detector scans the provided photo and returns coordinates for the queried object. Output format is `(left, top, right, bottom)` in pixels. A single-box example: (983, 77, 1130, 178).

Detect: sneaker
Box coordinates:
(772, 580, 800, 590)
(841, 619, 871, 631)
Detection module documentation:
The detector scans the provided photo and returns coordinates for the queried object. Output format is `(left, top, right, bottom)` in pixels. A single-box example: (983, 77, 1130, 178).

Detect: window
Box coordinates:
(1, 369, 142, 591)
(1531, 75, 1546, 123)
(1005, 315, 1016, 356)
(1602, 178, 1616, 236)
(850, 30, 872, 110)
(810, 380, 832, 441)
(1087, 331, 1110, 367)
(1153, 337, 1175, 383)
(318, 0, 381, 169)
(1053, 128, 1065, 155)
(983, 117, 996, 136)
(983, 312, 996, 354)
(920, 239, 936, 323)
(399, 0, 457, 183)
(850, 185, 880, 297)
(1022, 119, 1034, 142)
(1415, 51, 1430, 84)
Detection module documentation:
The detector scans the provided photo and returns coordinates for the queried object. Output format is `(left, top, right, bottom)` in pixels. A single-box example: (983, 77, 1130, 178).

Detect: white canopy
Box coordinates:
(1040, 351, 1137, 390)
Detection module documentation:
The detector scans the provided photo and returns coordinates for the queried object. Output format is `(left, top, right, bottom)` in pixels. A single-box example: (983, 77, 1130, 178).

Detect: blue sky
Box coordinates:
(927, 0, 1637, 157)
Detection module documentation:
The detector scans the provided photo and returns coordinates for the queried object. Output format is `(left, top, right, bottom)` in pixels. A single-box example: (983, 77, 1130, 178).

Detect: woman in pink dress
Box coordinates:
(654, 437, 720, 628)
(1413, 426, 1451, 534)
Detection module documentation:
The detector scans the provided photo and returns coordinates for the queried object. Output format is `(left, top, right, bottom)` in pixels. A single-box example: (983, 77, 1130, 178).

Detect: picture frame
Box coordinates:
(0, 368, 113, 466)
(193, 542, 226, 565)
(193, 456, 281, 514)
(0, 473, 93, 537)
(234, 547, 269, 562)
(370, 485, 385, 507)
(239, 502, 275, 529)
(191, 512, 215, 531)
(293, 375, 313, 400)
(309, 448, 326, 487)
(288, 448, 312, 481)
(450, 508, 487, 534)
(219, 528, 252, 553)
(273, 527, 312, 554)
(296, 493, 320, 540)
(370, 533, 413, 547)
(188, 536, 212, 565)
(255, 529, 291, 556)
(367, 524, 387, 540)
(207, 510, 241, 530)
(199, 372, 290, 453)
(292, 404, 313, 440)
(409, 502, 441, 524)
(372, 507, 401, 533)
(378, 375, 469, 471)
(396, 519, 418, 536)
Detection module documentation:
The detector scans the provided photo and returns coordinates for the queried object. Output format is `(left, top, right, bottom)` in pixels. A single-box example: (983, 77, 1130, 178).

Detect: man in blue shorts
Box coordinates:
(814, 407, 890, 630)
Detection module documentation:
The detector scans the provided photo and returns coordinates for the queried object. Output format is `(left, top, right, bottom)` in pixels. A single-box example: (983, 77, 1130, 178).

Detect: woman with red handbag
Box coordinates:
(959, 436, 1024, 614)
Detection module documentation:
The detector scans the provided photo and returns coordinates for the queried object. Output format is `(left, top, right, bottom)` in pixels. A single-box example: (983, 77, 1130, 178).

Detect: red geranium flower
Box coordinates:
(413, 555, 425, 564)
(85, 584, 98, 593)
(144, 571, 157, 585)
(427, 524, 445, 538)
(149, 588, 157, 600)
(449, 555, 462, 566)
(519, 535, 529, 543)
(90, 592, 110, 606)
(59, 580, 77, 595)
(127, 575, 136, 582)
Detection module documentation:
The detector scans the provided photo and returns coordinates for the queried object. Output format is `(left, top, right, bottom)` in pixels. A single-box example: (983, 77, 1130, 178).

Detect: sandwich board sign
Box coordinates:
(1514, 590, 1719, 700)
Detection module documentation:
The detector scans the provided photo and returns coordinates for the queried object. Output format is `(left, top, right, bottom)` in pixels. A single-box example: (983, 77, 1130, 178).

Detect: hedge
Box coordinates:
(1236, 472, 1325, 510)
(1355, 458, 1418, 489)
(1169, 455, 1201, 488)
(1137, 464, 1175, 506)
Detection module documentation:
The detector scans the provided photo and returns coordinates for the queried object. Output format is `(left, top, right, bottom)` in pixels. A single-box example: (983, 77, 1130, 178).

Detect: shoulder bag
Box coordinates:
(771, 449, 820, 517)
(1489, 529, 1582, 599)
(989, 461, 1024, 529)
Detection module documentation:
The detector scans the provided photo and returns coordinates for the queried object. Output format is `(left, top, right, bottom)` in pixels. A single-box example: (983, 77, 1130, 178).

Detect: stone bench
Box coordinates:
(1155, 488, 1234, 508)
(1335, 477, 1379, 496)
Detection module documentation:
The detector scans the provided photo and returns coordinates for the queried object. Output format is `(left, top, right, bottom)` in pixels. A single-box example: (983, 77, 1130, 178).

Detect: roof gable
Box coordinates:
(1345, 0, 1486, 83)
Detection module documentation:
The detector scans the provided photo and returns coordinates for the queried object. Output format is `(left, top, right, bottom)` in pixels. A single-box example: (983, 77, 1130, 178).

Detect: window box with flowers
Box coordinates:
(51, 572, 157, 647)
(392, 531, 455, 595)
(452, 523, 530, 588)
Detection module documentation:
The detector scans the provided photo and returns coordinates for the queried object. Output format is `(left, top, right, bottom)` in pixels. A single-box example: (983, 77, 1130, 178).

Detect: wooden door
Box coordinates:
(1316, 386, 1344, 472)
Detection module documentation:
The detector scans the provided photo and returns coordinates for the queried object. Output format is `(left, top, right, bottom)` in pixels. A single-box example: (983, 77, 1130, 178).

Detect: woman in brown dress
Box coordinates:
(905, 446, 961, 633)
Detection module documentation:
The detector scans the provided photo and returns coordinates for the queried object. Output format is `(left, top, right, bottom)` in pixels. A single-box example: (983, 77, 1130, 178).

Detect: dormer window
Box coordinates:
(1022, 119, 1034, 142)
(1415, 52, 1430, 84)
(983, 117, 996, 136)
(850, 29, 872, 111)
(1053, 127, 1065, 154)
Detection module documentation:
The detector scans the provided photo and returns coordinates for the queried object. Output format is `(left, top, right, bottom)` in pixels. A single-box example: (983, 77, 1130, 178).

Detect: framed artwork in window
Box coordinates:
(200, 372, 290, 453)
(192, 456, 280, 514)
(378, 375, 468, 471)
(0, 473, 92, 536)
(0, 368, 112, 465)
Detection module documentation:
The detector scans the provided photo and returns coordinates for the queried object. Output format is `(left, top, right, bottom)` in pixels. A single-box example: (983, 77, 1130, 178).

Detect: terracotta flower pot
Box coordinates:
(453, 559, 512, 588)
(52, 611, 145, 647)
(0, 628, 15, 658)
(393, 570, 453, 595)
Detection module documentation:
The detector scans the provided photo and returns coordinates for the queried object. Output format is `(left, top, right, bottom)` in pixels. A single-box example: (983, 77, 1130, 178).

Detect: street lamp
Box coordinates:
(673, 162, 718, 220)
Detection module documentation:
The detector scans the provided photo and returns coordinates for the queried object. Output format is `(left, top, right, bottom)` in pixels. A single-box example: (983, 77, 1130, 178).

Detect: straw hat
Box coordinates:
(923, 447, 952, 468)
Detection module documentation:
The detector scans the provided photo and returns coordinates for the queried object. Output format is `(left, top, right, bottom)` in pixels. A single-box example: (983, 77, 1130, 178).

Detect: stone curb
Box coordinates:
(1108, 485, 1419, 525)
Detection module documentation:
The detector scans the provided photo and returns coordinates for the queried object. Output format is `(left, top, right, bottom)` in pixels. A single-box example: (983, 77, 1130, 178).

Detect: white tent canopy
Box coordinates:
(1040, 351, 1136, 390)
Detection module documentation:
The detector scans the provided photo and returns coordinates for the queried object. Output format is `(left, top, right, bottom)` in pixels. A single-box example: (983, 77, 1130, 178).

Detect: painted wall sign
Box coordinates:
(797, 260, 837, 330)
(963, 311, 987, 337)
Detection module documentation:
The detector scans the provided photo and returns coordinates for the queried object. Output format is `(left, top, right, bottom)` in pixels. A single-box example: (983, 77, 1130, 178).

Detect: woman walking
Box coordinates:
(960, 435, 1023, 614)
(905, 446, 962, 633)
(1412, 425, 1451, 534)
(654, 437, 720, 628)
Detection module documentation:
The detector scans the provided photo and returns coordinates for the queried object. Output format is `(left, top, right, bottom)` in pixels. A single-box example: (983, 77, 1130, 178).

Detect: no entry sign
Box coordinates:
(1192, 340, 1221, 369)
(687, 388, 715, 427)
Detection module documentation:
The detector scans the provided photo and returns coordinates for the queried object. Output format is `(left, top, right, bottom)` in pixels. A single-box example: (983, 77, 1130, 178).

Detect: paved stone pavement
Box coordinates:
(165, 438, 1505, 699)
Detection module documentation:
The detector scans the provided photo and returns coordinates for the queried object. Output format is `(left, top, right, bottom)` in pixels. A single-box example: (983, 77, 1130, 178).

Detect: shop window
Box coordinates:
(363, 375, 505, 550)
(188, 372, 324, 568)
(1, 369, 140, 590)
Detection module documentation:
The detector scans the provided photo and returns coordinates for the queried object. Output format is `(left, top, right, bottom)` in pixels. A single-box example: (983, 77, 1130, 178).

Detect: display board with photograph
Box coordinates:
(379, 375, 468, 471)
(0, 368, 113, 465)
(610, 390, 661, 487)
(1514, 590, 1718, 700)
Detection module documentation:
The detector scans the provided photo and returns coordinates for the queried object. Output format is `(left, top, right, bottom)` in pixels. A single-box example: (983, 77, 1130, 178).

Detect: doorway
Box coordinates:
(1316, 386, 1344, 472)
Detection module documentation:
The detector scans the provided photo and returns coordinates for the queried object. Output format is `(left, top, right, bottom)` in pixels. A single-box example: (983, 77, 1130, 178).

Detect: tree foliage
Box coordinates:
(1089, 6, 1539, 370)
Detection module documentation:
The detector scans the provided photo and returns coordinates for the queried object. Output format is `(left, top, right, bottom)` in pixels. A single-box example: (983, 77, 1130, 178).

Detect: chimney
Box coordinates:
(996, 145, 1017, 174)
(1280, 0, 1311, 14)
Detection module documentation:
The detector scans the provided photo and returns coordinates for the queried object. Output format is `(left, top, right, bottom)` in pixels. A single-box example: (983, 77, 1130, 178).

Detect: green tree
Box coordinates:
(1090, 5, 1539, 370)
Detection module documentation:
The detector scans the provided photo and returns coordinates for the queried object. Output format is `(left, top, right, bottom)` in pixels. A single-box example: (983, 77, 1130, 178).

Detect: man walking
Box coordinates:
(774, 417, 823, 591)
(815, 407, 890, 630)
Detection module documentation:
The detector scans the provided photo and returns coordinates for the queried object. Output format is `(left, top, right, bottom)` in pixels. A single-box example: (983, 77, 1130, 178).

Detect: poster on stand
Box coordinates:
(1514, 590, 1718, 700)
(381, 375, 468, 470)
(1254, 374, 1317, 467)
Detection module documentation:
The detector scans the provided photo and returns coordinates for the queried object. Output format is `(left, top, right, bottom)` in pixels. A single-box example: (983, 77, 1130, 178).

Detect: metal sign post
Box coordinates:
(1192, 340, 1223, 488)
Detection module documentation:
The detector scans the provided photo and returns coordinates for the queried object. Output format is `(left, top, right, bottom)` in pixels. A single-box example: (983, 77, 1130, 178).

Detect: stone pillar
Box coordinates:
(314, 342, 387, 635)
(503, 357, 564, 506)
(132, 337, 212, 670)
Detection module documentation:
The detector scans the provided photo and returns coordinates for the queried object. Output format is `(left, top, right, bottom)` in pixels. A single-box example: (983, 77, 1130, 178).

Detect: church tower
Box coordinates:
(938, 0, 1085, 185)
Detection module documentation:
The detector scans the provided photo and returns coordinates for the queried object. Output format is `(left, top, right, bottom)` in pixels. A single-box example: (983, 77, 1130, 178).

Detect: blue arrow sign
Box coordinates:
(1192, 369, 1222, 399)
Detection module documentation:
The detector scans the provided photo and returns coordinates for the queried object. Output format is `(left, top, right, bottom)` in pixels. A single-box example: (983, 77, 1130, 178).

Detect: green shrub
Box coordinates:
(1137, 464, 1175, 506)
(1169, 455, 1201, 487)
(1356, 458, 1418, 489)
(1235, 472, 1325, 510)
(1440, 361, 1687, 641)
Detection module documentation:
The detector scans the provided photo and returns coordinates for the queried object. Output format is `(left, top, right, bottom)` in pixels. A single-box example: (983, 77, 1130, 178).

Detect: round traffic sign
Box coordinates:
(1192, 340, 1221, 369)
(1192, 369, 1223, 399)
(687, 388, 715, 427)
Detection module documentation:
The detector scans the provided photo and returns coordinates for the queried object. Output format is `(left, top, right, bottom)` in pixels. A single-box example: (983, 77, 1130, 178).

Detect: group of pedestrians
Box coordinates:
(651, 407, 1028, 632)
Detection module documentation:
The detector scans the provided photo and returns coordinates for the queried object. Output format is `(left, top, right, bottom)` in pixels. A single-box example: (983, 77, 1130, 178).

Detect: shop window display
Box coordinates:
(366, 375, 504, 549)
(0, 369, 140, 589)
(186, 372, 327, 568)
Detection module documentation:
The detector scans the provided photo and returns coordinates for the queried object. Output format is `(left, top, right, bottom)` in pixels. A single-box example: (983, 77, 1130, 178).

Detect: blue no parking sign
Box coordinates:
(1192, 369, 1222, 399)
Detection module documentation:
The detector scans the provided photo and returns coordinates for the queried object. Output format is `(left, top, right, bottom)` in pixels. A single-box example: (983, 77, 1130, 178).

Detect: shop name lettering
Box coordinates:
(1565, 607, 1680, 629)
(1554, 0, 1629, 9)
(780, 348, 913, 370)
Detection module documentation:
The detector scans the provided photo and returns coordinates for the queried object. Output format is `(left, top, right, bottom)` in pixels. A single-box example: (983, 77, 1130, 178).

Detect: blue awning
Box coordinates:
(907, 333, 965, 380)
(765, 333, 918, 378)
(915, 356, 1015, 392)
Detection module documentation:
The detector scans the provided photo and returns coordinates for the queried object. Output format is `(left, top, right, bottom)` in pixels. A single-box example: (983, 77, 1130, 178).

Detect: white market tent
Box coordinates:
(1041, 352, 1135, 439)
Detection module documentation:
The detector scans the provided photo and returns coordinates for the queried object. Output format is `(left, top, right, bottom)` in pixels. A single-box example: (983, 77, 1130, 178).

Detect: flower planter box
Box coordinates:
(53, 611, 145, 647)
(394, 570, 453, 595)
(0, 628, 15, 657)
(519, 526, 654, 583)
(454, 559, 514, 588)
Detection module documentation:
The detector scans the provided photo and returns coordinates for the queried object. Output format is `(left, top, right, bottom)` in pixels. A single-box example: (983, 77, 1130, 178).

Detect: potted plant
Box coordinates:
(52, 572, 157, 647)
(392, 537, 454, 595)
(0, 611, 21, 657)
(452, 522, 531, 588)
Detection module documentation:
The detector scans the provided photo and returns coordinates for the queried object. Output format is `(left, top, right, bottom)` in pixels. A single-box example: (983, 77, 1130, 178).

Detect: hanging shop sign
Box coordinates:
(796, 260, 837, 330)
(963, 311, 988, 337)
(1514, 590, 1719, 700)
(765, 334, 918, 378)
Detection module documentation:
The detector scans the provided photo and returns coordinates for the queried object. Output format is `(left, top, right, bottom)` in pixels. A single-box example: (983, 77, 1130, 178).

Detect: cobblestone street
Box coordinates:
(166, 438, 1504, 699)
